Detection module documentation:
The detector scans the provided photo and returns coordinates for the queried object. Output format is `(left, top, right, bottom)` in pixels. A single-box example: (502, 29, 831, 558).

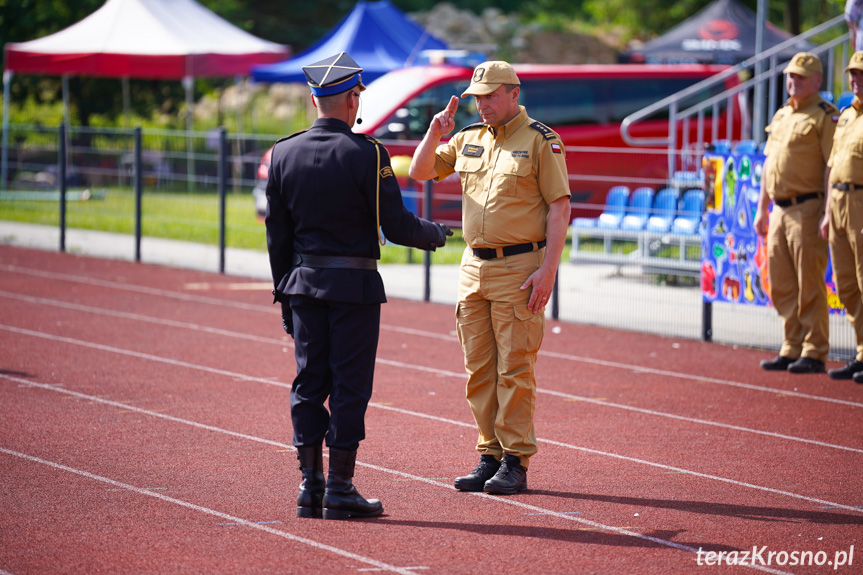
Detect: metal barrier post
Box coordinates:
(551, 272, 559, 320)
(1, 71, 11, 194)
(702, 300, 713, 342)
(218, 127, 227, 274)
(422, 179, 432, 302)
(58, 123, 67, 252)
(134, 127, 142, 262)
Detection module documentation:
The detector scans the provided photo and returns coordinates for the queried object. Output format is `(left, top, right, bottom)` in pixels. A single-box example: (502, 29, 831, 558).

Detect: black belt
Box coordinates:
(471, 240, 546, 260)
(293, 253, 377, 270)
(774, 192, 822, 208)
(832, 183, 863, 192)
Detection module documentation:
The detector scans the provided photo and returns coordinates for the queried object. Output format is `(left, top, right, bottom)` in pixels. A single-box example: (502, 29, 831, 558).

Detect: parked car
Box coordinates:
(253, 63, 739, 224)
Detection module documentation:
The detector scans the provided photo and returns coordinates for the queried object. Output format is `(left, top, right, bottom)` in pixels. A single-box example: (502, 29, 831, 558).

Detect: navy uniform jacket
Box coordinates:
(265, 117, 442, 305)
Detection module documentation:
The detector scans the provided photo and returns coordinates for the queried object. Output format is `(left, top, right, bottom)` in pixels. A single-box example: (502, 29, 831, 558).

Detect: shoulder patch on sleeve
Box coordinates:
(457, 122, 485, 134)
(530, 120, 556, 140)
(819, 101, 839, 115)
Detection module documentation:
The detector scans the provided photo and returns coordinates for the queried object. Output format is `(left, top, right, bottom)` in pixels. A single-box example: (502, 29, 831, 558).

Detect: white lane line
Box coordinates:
(0, 447, 421, 575)
(1, 291, 861, 456)
(539, 388, 863, 455)
(0, 264, 268, 312)
(539, 349, 863, 408)
(2, 330, 861, 517)
(1, 266, 859, 408)
(371, 403, 863, 515)
(0, 290, 287, 347)
(0, 377, 796, 574)
(2, 374, 291, 449)
(0, 324, 293, 390)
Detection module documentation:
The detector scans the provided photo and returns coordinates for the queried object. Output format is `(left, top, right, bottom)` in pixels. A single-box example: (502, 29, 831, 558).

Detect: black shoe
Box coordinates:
(760, 355, 795, 371)
(483, 454, 527, 495)
(296, 445, 325, 518)
(853, 371, 863, 384)
(454, 454, 501, 492)
(787, 357, 826, 374)
(829, 360, 863, 380)
(322, 448, 383, 520)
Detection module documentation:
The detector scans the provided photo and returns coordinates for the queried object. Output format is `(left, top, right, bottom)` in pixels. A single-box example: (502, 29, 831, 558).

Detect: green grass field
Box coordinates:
(0, 188, 473, 264)
(0, 188, 713, 274)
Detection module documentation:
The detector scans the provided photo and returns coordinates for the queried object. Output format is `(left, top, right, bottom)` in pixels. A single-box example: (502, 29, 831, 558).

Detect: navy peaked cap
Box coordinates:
(302, 52, 366, 96)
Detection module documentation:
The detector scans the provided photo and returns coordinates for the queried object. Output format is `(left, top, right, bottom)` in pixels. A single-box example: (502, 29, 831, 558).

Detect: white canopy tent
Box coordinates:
(2, 0, 288, 190)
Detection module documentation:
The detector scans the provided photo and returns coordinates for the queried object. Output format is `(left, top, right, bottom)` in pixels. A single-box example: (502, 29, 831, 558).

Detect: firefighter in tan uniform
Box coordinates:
(754, 52, 836, 374)
(410, 61, 571, 494)
(824, 51, 863, 382)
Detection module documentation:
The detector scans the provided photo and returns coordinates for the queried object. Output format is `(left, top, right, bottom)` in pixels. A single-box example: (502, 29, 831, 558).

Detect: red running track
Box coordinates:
(0, 245, 861, 575)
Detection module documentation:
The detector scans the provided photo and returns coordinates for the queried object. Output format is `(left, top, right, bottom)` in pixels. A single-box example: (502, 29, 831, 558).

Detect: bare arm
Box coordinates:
(409, 95, 459, 181)
(521, 196, 571, 314)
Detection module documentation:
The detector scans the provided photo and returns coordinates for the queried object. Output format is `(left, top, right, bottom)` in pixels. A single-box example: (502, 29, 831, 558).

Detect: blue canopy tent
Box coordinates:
(251, 0, 448, 84)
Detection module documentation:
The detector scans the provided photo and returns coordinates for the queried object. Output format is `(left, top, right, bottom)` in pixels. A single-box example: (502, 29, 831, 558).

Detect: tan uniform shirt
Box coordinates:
(828, 100, 863, 186)
(433, 106, 570, 249)
(763, 94, 837, 201)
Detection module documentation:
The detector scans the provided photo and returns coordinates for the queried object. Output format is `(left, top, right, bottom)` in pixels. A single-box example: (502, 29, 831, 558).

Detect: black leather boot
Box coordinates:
(483, 454, 527, 495)
(322, 447, 383, 520)
(296, 445, 325, 518)
(454, 454, 501, 491)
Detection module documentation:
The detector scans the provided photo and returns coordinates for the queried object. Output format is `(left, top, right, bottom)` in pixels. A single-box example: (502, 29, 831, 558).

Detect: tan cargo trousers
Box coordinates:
(766, 197, 830, 361)
(828, 187, 863, 362)
(456, 247, 546, 470)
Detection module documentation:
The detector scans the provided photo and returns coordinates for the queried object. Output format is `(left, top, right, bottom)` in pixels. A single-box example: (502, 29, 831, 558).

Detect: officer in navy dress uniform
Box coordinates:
(265, 52, 451, 520)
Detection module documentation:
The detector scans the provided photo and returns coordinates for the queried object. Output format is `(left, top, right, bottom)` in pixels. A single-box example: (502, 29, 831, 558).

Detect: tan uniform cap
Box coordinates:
(783, 52, 823, 77)
(461, 61, 520, 97)
(845, 51, 863, 73)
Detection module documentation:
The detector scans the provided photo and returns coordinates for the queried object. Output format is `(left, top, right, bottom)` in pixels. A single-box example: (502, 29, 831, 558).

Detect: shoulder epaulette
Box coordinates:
(818, 101, 839, 115)
(361, 133, 383, 146)
(530, 120, 557, 140)
(274, 130, 308, 145)
(457, 122, 485, 134)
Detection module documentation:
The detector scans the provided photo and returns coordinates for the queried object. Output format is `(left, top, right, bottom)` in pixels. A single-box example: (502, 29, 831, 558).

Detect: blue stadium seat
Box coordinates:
(733, 139, 757, 155)
(709, 140, 732, 155)
(572, 185, 629, 229)
(646, 188, 679, 233)
(595, 185, 631, 229)
(671, 189, 704, 235)
(620, 187, 655, 230)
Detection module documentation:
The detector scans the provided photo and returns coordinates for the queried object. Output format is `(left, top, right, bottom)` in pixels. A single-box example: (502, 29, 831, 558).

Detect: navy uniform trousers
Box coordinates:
(289, 295, 380, 451)
(265, 117, 443, 452)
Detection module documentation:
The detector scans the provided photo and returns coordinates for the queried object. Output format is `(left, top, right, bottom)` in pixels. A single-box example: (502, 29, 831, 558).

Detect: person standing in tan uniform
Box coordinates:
(409, 61, 571, 494)
(824, 51, 863, 382)
(754, 52, 837, 374)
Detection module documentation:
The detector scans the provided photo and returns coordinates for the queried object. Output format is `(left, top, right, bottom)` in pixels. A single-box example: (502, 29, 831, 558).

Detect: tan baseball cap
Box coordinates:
(845, 51, 863, 72)
(461, 61, 520, 97)
(783, 52, 823, 77)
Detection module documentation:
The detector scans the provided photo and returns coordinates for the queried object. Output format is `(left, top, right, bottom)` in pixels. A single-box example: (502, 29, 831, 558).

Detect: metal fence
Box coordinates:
(1, 122, 857, 362)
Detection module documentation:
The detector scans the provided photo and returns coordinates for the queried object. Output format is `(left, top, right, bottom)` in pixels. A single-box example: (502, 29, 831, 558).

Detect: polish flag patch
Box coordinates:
(551, 143, 562, 154)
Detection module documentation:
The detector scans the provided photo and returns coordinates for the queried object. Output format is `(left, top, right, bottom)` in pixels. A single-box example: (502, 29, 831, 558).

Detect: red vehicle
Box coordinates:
(253, 63, 739, 224)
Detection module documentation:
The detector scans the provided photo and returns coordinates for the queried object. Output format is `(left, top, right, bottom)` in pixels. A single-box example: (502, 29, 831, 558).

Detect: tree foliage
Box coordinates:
(0, 0, 847, 127)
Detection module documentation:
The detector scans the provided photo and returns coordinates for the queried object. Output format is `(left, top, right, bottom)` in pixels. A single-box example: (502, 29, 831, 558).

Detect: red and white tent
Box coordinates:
(1, 0, 289, 191)
(3, 0, 288, 79)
